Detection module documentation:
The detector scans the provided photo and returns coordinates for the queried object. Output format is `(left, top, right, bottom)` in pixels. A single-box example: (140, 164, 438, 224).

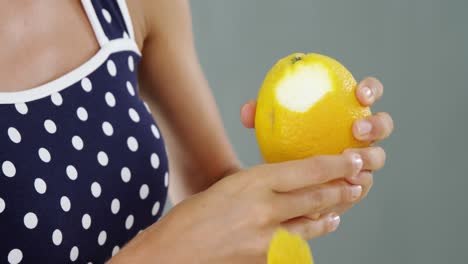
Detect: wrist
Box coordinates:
(108, 223, 182, 264)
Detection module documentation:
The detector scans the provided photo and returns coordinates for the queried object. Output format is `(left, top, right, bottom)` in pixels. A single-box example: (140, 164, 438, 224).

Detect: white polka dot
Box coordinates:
(97, 151, 109, 166)
(111, 198, 120, 214)
(15, 103, 28, 115)
(44, 119, 57, 134)
(128, 56, 135, 72)
(51, 92, 63, 106)
(66, 165, 78, 180)
(102, 122, 114, 136)
(72, 136, 84, 151)
(2, 161, 16, 178)
(126, 81, 135, 96)
(0, 197, 5, 213)
(150, 153, 160, 169)
(105, 92, 116, 107)
(98, 230, 107, 246)
(127, 137, 139, 152)
(91, 182, 102, 198)
(102, 9, 112, 23)
(34, 178, 47, 194)
(38, 147, 51, 163)
(128, 108, 140, 123)
(112, 246, 120, 256)
(81, 78, 92, 92)
(125, 215, 134, 230)
(82, 214, 91, 229)
(143, 101, 151, 113)
(164, 172, 169, 187)
(139, 184, 149, 200)
(107, 60, 117, 77)
(52, 229, 63, 246)
(8, 249, 23, 264)
(7, 127, 21, 144)
(151, 124, 160, 139)
(121, 167, 131, 183)
(152, 201, 161, 216)
(60, 196, 71, 212)
(77, 107, 88, 121)
(24, 212, 38, 229)
(70, 246, 79, 262)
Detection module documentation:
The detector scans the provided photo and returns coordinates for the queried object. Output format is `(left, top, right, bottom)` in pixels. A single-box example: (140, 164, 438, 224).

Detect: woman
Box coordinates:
(0, 0, 393, 263)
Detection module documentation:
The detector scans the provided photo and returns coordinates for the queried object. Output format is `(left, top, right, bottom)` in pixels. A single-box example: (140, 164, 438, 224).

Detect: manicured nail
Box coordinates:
(362, 86, 374, 101)
(350, 185, 363, 201)
(329, 214, 341, 231)
(351, 153, 363, 170)
(356, 120, 372, 137)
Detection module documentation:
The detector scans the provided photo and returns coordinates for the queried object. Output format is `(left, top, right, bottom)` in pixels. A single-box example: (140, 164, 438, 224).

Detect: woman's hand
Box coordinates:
(240, 77, 394, 217)
(112, 151, 369, 264)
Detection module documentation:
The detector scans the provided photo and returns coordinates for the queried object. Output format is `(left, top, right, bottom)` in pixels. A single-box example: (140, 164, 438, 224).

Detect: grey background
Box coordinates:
(187, 0, 468, 263)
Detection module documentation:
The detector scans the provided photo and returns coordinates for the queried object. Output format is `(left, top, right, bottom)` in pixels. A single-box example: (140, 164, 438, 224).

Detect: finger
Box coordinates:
(282, 213, 340, 240)
(353, 112, 394, 142)
(240, 100, 256, 128)
(356, 77, 384, 106)
(348, 171, 373, 198)
(344, 147, 386, 171)
(275, 182, 362, 220)
(320, 172, 374, 216)
(260, 152, 363, 192)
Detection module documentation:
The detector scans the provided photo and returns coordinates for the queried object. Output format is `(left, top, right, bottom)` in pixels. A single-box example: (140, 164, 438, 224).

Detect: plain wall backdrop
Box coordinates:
(177, 0, 467, 263)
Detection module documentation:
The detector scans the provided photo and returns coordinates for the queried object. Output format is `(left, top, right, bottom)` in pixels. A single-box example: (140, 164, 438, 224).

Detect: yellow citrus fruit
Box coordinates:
(268, 228, 314, 264)
(255, 53, 371, 163)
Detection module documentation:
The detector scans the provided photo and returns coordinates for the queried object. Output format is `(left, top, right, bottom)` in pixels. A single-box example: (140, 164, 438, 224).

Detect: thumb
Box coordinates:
(240, 100, 257, 128)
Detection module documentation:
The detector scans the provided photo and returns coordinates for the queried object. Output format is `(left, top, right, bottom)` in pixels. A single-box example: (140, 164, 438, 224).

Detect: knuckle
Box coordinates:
(307, 157, 327, 182)
(308, 190, 325, 211)
(254, 202, 276, 226)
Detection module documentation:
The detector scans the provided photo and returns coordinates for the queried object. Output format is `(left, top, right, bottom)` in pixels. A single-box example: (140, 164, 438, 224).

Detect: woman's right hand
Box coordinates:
(112, 151, 365, 264)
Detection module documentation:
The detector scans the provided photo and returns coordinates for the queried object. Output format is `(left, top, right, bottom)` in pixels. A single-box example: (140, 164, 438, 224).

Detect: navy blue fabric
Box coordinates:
(92, 0, 130, 40)
(0, 1, 169, 263)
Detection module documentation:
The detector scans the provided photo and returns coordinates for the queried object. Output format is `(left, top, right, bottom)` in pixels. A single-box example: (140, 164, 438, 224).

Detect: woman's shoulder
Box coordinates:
(127, 0, 192, 51)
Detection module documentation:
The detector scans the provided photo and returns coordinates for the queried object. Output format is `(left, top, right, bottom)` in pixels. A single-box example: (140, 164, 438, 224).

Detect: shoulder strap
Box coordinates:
(81, 0, 135, 47)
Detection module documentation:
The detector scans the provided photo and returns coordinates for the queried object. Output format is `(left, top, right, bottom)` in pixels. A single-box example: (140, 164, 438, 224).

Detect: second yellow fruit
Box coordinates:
(255, 53, 371, 163)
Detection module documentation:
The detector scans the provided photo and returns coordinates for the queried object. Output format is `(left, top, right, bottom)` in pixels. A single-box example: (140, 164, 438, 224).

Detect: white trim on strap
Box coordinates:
(81, 0, 110, 47)
(117, 0, 136, 40)
(0, 39, 140, 104)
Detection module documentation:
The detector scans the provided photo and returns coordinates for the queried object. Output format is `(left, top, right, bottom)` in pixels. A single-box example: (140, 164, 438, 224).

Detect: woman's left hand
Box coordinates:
(240, 77, 394, 218)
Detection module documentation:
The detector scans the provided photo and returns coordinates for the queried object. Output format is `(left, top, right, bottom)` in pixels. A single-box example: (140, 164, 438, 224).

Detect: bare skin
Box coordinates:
(0, 0, 394, 263)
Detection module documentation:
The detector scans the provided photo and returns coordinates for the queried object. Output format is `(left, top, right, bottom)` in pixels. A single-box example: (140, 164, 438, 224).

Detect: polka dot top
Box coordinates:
(0, 0, 169, 263)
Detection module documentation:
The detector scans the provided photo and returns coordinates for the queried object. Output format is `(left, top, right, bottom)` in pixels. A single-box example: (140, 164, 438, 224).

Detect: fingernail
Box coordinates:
(362, 86, 374, 101)
(356, 120, 372, 137)
(328, 214, 341, 231)
(351, 153, 363, 170)
(350, 185, 363, 201)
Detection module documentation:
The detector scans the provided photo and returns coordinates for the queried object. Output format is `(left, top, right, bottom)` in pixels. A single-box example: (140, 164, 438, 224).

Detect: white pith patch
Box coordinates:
(275, 64, 332, 112)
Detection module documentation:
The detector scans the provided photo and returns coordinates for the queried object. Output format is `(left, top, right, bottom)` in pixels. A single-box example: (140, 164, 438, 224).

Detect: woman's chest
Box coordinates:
(0, 50, 169, 263)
